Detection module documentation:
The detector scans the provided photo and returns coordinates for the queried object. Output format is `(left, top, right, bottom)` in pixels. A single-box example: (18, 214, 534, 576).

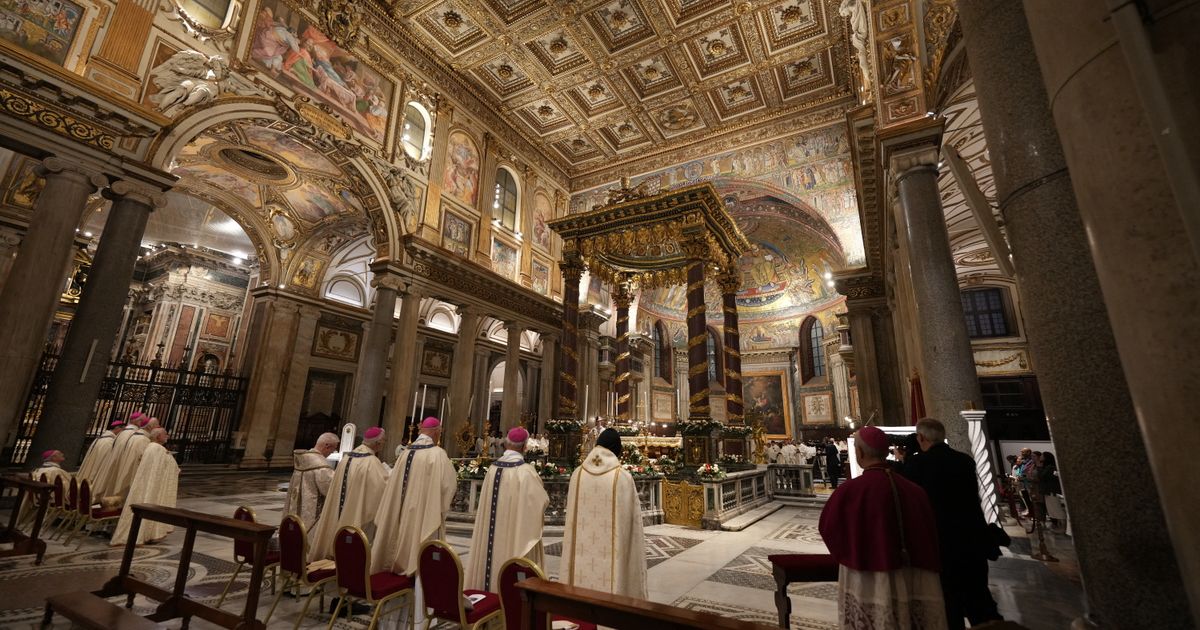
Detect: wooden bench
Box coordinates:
(43, 592, 162, 629)
(0, 474, 53, 564)
(767, 554, 839, 628)
(43, 503, 276, 630)
(516, 577, 778, 630)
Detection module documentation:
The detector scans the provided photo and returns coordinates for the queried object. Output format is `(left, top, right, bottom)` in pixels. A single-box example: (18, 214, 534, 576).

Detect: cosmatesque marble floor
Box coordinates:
(0, 472, 1084, 629)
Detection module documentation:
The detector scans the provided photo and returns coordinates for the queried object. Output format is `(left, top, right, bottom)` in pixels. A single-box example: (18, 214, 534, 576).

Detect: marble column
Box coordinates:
(267, 305, 320, 467)
(960, 1, 1194, 624)
(682, 238, 710, 420)
(719, 272, 743, 423)
(473, 347, 490, 435)
(500, 321, 522, 430)
(1023, 1, 1200, 619)
(557, 252, 583, 420)
(0, 159, 105, 448)
(349, 273, 400, 431)
(446, 306, 480, 456)
(613, 281, 633, 421)
(538, 333, 557, 427)
(888, 139, 982, 450)
(239, 295, 299, 468)
(384, 288, 422, 447)
(29, 181, 163, 467)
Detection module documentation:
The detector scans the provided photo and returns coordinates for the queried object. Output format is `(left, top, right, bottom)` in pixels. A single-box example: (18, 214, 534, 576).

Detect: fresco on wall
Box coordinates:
(248, 0, 392, 143)
(531, 193, 552, 250)
(441, 130, 479, 207)
(241, 126, 340, 175)
(284, 181, 358, 222)
(531, 259, 549, 296)
(441, 210, 472, 257)
(491, 237, 518, 281)
(0, 0, 84, 66)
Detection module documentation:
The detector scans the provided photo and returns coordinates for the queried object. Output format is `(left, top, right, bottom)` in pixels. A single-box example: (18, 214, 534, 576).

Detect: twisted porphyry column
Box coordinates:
(557, 250, 584, 420)
(682, 237, 710, 420)
(719, 271, 744, 423)
(613, 279, 633, 421)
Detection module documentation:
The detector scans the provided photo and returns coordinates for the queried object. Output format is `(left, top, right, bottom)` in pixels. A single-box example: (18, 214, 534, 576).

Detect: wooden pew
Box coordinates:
(43, 503, 276, 630)
(0, 474, 53, 564)
(516, 577, 778, 630)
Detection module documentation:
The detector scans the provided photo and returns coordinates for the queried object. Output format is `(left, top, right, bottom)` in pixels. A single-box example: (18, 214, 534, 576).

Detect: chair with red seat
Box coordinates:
(216, 506, 280, 607)
(497, 557, 596, 630)
(328, 526, 414, 630)
(264, 514, 337, 629)
(418, 540, 502, 630)
(767, 553, 839, 628)
(64, 479, 121, 548)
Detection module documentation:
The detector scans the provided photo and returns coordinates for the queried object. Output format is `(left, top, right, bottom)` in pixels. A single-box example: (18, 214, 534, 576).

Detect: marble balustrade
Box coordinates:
(448, 476, 664, 527)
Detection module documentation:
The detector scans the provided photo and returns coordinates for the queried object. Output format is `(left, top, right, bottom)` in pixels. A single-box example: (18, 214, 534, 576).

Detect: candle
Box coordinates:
(420, 384, 428, 419)
(439, 397, 445, 422)
(410, 389, 418, 426)
(583, 385, 589, 422)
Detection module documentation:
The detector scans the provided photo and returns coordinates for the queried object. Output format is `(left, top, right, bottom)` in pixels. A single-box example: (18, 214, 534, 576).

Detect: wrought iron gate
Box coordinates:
(11, 354, 248, 465)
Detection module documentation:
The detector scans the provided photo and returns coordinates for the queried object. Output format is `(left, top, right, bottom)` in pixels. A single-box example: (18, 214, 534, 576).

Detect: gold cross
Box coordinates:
(592, 455, 602, 466)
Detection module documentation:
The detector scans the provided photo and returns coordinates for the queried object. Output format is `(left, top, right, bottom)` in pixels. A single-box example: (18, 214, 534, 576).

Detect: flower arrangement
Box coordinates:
(696, 463, 726, 480)
(533, 460, 570, 478)
(720, 425, 754, 438)
(455, 457, 490, 479)
(678, 418, 723, 436)
(611, 425, 640, 436)
(719, 454, 746, 467)
(654, 456, 679, 475)
(545, 419, 584, 434)
(622, 463, 662, 478)
(621, 445, 646, 466)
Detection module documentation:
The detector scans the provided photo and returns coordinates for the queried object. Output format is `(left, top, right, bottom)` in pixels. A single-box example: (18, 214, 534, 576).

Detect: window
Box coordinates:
(800, 317, 826, 382)
(961, 287, 1013, 338)
(400, 103, 430, 160)
(653, 320, 672, 385)
(706, 328, 724, 388)
(493, 167, 519, 231)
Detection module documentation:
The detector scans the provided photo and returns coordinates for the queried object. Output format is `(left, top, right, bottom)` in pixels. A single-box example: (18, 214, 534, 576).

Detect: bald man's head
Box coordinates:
(149, 428, 169, 445)
(315, 432, 340, 456)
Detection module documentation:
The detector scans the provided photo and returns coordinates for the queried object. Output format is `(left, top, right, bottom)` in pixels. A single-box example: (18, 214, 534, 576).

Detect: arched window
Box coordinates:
(400, 102, 430, 160)
(707, 327, 724, 388)
(800, 317, 826, 383)
(493, 167, 519, 231)
(653, 320, 672, 385)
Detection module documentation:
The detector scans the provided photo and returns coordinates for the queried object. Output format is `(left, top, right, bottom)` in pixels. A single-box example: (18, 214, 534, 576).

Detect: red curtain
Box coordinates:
(909, 371, 926, 425)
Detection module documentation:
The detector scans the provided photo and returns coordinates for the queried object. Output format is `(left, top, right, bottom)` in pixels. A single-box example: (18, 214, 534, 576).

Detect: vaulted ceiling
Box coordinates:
(393, 0, 856, 177)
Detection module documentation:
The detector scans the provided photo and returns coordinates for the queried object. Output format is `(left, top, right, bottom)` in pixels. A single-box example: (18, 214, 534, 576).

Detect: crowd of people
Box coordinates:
(765, 437, 848, 487)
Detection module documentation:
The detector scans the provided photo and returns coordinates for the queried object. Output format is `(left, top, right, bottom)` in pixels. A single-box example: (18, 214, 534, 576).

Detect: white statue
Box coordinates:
(838, 0, 872, 94)
(148, 50, 233, 113)
(377, 159, 415, 224)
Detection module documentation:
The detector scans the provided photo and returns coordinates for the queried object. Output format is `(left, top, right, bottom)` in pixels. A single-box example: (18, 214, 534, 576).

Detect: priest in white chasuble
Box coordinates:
(561, 428, 647, 599)
(93, 411, 145, 497)
(102, 414, 160, 500)
(371, 417, 457, 576)
(282, 432, 339, 530)
(111, 429, 179, 546)
(309, 427, 390, 561)
(77, 420, 124, 488)
(465, 427, 549, 591)
(19, 449, 73, 528)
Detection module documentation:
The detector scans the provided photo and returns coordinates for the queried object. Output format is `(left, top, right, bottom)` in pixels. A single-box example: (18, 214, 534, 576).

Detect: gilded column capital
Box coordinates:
(613, 279, 634, 309)
(105, 180, 168, 209)
(717, 271, 741, 295)
(559, 250, 585, 280)
(37, 157, 106, 190)
(680, 235, 710, 261)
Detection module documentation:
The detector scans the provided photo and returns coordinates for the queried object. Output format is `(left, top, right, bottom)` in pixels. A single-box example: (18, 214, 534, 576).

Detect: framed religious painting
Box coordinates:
(742, 371, 792, 438)
(802, 392, 834, 425)
(530, 258, 550, 296)
(441, 129, 479, 207)
(420, 346, 451, 378)
(441, 209, 473, 257)
(312, 323, 360, 361)
(202, 313, 232, 339)
(491, 237, 518, 282)
(0, 0, 105, 70)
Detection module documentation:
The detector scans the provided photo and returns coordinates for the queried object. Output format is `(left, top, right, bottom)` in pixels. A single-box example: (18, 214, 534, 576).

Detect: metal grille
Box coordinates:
(11, 354, 247, 466)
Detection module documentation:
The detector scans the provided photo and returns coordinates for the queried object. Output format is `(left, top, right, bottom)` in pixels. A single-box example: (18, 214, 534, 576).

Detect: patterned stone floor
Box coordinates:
(0, 472, 1085, 629)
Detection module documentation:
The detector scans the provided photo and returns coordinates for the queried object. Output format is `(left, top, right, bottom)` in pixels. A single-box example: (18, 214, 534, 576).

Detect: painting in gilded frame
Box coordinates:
(491, 237, 518, 281)
(0, 0, 85, 66)
(530, 259, 550, 296)
(441, 210, 472, 257)
(743, 371, 792, 437)
(247, 0, 393, 143)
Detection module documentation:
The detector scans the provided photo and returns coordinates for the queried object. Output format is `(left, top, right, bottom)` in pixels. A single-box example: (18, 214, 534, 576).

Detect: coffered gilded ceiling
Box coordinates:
(392, 0, 856, 178)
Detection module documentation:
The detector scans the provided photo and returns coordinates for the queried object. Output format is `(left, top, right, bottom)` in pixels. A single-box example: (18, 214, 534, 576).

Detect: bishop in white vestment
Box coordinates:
(308, 427, 390, 561)
(282, 432, 339, 530)
(464, 427, 549, 591)
(19, 450, 73, 528)
(561, 428, 647, 599)
(92, 412, 145, 497)
(371, 417, 457, 575)
(111, 429, 180, 545)
(77, 420, 124, 487)
(102, 415, 159, 500)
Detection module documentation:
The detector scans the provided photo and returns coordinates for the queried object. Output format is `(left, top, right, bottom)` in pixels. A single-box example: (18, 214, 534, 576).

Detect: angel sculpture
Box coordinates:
(148, 51, 232, 113)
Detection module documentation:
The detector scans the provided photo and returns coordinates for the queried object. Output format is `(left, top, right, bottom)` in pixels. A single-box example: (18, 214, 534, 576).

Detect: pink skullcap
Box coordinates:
(507, 427, 529, 443)
(857, 426, 888, 451)
(421, 417, 441, 429)
(364, 426, 384, 439)
(137, 415, 154, 427)
(110, 420, 125, 428)
(130, 411, 144, 421)
(41, 450, 57, 460)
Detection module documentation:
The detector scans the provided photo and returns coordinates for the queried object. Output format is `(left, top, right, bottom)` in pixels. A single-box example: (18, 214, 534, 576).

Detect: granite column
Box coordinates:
(538, 333, 557, 427)
(446, 306, 479, 456)
(29, 181, 163, 467)
(0, 159, 106, 449)
(350, 272, 399, 431)
(888, 135, 982, 450)
(500, 321, 522, 431)
(384, 288, 422, 448)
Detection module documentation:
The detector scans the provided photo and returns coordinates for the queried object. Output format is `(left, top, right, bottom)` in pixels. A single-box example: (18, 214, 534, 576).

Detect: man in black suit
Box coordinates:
(902, 418, 1002, 630)
(823, 438, 840, 488)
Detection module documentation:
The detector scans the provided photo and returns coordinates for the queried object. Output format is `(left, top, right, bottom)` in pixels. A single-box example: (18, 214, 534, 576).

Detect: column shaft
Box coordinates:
(239, 296, 299, 468)
(0, 159, 104, 447)
(384, 290, 421, 446)
(268, 305, 320, 467)
(538, 335, 556, 428)
(614, 283, 633, 421)
(350, 278, 398, 430)
(446, 307, 480, 456)
(890, 143, 982, 449)
(960, 1, 1194, 623)
(719, 274, 743, 423)
(557, 255, 583, 419)
(500, 322, 522, 430)
(684, 246, 710, 419)
(29, 182, 160, 466)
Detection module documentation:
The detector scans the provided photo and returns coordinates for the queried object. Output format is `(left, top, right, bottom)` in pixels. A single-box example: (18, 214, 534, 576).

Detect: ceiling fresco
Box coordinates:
(392, 0, 856, 176)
